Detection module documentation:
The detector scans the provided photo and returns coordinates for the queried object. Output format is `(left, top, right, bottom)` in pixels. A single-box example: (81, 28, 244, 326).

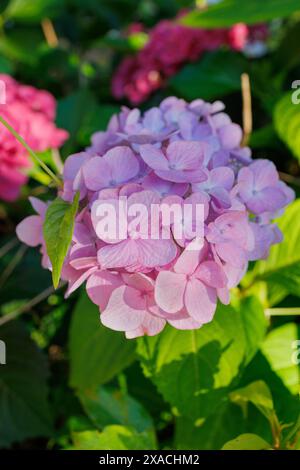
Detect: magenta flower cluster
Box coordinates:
(17, 97, 294, 338)
(0, 74, 68, 202)
(112, 17, 267, 104)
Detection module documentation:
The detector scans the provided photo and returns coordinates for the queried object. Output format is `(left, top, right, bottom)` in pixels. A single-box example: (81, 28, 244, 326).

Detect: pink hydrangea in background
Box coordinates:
(112, 15, 267, 105)
(17, 97, 294, 338)
(0, 74, 68, 202)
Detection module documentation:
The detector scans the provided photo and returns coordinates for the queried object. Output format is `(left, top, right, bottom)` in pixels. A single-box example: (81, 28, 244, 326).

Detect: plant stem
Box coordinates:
(0, 282, 66, 327)
(265, 308, 300, 316)
(0, 244, 27, 289)
(0, 115, 62, 188)
(241, 73, 253, 147)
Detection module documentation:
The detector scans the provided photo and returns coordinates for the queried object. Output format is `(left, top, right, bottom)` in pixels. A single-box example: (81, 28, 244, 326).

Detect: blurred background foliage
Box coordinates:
(0, 0, 299, 451)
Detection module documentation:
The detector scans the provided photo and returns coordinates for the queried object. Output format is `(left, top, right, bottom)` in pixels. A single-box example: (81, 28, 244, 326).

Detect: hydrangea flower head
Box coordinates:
(0, 74, 68, 201)
(112, 14, 268, 104)
(17, 97, 294, 338)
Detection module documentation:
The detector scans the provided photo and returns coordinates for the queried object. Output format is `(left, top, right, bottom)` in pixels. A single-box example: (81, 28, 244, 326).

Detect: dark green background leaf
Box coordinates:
(0, 322, 52, 447)
(69, 293, 136, 390)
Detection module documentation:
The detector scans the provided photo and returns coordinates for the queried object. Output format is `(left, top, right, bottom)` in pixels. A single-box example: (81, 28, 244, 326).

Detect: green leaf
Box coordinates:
(0, 322, 52, 447)
(4, 0, 62, 22)
(249, 125, 279, 150)
(181, 0, 300, 28)
(137, 304, 247, 421)
(79, 386, 154, 433)
(250, 200, 300, 301)
(0, 56, 13, 74)
(222, 433, 271, 450)
(71, 425, 156, 450)
(56, 91, 118, 157)
(0, 29, 46, 65)
(273, 21, 300, 74)
(274, 92, 300, 161)
(175, 401, 271, 450)
(241, 352, 299, 427)
(170, 51, 245, 101)
(69, 292, 136, 390)
(229, 381, 274, 420)
(43, 192, 79, 289)
(238, 297, 267, 364)
(77, 103, 119, 147)
(261, 323, 300, 395)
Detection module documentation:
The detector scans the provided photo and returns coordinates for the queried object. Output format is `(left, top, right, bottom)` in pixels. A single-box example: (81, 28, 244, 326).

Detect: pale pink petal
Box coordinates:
(155, 271, 186, 313)
(86, 270, 122, 310)
(16, 215, 43, 247)
(168, 316, 202, 330)
(65, 266, 98, 297)
(174, 242, 208, 275)
(137, 238, 177, 268)
(98, 240, 139, 269)
(122, 272, 154, 292)
(215, 242, 247, 268)
(195, 261, 227, 288)
(29, 197, 47, 217)
(101, 285, 146, 331)
(126, 313, 166, 338)
(184, 279, 217, 324)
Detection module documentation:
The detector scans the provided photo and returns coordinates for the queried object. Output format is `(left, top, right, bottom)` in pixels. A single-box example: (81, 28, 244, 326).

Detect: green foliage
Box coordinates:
(238, 297, 267, 364)
(137, 301, 266, 422)
(181, 0, 300, 28)
(4, 0, 62, 22)
(69, 293, 136, 390)
(79, 385, 154, 433)
(56, 91, 119, 157)
(222, 434, 271, 450)
(251, 200, 300, 301)
(229, 381, 274, 420)
(0, 322, 52, 447)
(71, 425, 156, 450)
(170, 51, 246, 101)
(43, 192, 80, 288)
(274, 93, 300, 162)
(261, 323, 300, 395)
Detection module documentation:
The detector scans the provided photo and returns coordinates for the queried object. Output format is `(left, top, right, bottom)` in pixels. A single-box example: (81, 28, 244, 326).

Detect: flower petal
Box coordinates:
(184, 279, 216, 324)
(155, 271, 186, 313)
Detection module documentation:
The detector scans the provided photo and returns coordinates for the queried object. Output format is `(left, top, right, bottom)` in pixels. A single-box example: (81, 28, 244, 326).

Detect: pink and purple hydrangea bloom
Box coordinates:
(17, 97, 294, 338)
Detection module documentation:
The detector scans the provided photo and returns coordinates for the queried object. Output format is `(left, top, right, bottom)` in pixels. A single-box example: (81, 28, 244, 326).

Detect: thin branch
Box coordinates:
(41, 18, 59, 48)
(279, 171, 300, 188)
(0, 115, 62, 187)
(0, 245, 27, 289)
(0, 237, 19, 258)
(0, 282, 66, 327)
(241, 73, 253, 147)
(51, 148, 64, 174)
(265, 308, 300, 317)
